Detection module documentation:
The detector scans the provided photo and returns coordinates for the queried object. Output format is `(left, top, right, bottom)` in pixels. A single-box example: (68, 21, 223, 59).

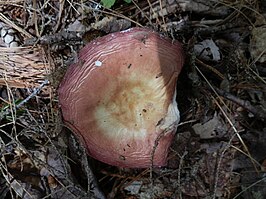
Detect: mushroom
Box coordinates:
(58, 27, 184, 168)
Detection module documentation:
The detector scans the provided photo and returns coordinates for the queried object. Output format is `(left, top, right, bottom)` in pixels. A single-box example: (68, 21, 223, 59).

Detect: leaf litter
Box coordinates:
(0, 0, 266, 198)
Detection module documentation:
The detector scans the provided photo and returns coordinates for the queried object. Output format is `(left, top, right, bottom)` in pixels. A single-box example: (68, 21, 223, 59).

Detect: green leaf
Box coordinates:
(100, 0, 116, 8)
(123, 0, 131, 3)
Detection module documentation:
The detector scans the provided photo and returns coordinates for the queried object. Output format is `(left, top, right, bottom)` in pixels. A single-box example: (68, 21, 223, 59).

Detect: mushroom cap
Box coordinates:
(58, 27, 184, 168)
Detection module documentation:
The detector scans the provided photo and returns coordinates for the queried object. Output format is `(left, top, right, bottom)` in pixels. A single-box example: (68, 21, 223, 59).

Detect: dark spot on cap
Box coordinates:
(119, 155, 126, 160)
(156, 72, 163, 78)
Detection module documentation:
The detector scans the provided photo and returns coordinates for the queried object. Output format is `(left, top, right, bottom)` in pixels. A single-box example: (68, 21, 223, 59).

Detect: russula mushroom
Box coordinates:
(58, 27, 184, 168)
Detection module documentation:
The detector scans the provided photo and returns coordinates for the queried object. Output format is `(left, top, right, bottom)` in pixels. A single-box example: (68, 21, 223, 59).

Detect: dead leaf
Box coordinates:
(192, 114, 225, 139)
(194, 39, 221, 61)
(250, 26, 266, 63)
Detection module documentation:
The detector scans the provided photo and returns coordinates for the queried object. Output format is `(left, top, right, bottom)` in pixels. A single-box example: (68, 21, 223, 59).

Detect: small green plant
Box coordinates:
(100, 0, 131, 9)
(0, 99, 25, 120)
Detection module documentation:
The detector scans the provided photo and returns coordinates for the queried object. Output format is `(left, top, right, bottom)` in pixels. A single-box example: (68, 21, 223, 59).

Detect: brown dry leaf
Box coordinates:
(91, 16, 131, 33)
(47, 175, 58, 189)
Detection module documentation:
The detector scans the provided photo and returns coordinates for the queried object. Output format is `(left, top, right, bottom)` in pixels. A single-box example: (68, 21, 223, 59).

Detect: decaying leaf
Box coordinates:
(192, 114, 225, 139)
(91, 16, 131, 33)
(250, 26, 266, 63)
(194, 39, 221, 61)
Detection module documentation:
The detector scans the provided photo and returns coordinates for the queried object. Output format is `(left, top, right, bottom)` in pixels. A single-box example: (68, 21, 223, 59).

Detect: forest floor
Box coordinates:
(0, 0, 266, 198)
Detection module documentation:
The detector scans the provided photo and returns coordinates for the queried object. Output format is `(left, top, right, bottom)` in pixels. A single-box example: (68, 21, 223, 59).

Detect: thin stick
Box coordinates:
(0, 79, 49, 121)
(214, 87, 266, 119)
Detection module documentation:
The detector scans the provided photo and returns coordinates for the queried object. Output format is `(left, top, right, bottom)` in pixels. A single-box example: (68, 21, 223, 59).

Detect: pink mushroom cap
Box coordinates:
(58, 27, 184, 168)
